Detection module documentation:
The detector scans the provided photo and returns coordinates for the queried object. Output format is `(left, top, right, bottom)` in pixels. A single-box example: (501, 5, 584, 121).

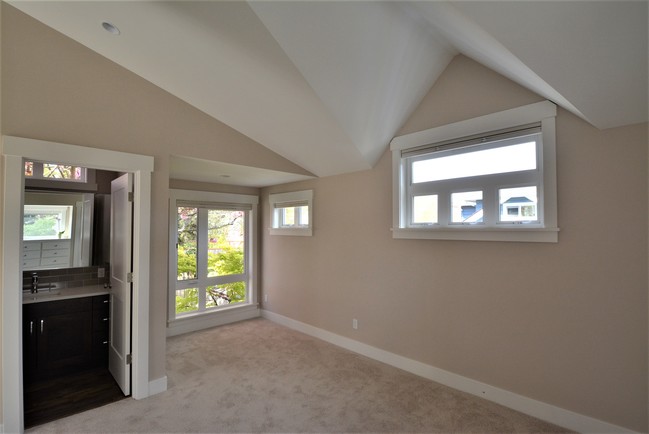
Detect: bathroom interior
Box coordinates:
(21, 163, 127, 428)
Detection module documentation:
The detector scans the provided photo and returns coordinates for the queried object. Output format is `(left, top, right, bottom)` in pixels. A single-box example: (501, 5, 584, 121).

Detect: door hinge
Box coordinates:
(127, 272, 133, 283)
(126, 354, 132, 365)
(128, 192, 134, 202)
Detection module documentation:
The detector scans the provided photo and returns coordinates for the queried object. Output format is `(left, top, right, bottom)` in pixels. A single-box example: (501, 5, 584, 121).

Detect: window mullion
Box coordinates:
(481, 185, 497, 226)
(197, 208, 209, 311)
(33, 162, 44, 179)
(437, 187, 451, 226)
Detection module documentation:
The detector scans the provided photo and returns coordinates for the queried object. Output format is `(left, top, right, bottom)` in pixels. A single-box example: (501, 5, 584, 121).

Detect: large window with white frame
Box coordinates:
(169, 190, 258, 322)
(391, 101, 558, 243)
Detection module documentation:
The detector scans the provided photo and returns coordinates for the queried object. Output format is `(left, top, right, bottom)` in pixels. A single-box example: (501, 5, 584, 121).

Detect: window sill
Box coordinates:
(269, 228, 313, 236)
(392, 227, 559, 243)
(167, 303, 260, 337)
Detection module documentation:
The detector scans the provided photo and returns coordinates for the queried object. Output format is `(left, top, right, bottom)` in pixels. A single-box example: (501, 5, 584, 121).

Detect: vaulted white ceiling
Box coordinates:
(8, 1, 648, 184)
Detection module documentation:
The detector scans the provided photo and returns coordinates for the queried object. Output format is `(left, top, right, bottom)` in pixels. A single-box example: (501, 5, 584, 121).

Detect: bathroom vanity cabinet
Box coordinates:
(23, 294, 109, 383)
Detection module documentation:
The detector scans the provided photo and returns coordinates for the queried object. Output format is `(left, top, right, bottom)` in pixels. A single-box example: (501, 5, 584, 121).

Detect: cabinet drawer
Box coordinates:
(41, 248, 70, 259)
(93, 313, 110, 331)
(92, 295, 110, 331)
(40, 257, 70, 267)
(22, 250, 41, 259)
(22, 242, 41, 251)
(92, 331, 109, 367)
(41, 240, 70, 250)
(93, 294, 110, 310)
(22, 259, 41, 268)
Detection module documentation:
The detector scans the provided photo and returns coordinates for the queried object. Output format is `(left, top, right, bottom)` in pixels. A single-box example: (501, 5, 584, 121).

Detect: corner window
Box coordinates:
(269, 190, 313, 236)
(391, 101, 558, 242)
(169, 189, 258, 321)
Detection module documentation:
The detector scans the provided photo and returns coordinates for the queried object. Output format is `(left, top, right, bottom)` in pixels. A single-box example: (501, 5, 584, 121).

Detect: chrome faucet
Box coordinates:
(31, 272, 39, 294)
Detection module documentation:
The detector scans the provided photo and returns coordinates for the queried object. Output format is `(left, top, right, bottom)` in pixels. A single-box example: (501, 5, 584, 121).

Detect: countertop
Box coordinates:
(22, 284, 110, 304)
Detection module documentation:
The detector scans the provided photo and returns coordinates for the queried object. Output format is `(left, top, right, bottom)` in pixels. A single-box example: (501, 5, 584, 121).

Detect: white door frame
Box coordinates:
(1, 136, 154, 433)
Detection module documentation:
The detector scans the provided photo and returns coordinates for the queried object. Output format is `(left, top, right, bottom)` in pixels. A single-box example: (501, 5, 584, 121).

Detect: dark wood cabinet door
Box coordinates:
(37, 309, 93, 375)
(23, 295, 109, 382)
(22, 313, 38, 382)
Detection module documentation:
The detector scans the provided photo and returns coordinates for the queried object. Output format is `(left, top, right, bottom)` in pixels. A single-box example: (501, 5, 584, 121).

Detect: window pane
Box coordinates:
(175, 288, 198, 314)
(43, 163, 84, 180)
(24, 161, 34, 177)
(207, 209, 245, 278)
(177, 207, 197, 280)
(281, 207, 295, 226)
(451, 191, 483, 223)
(23, 205, 73, 240)
(499, 186, 538, 222)
(412, 195, 438, 224)
(412, 141, 537, 183)
(297, 206, 309, 226)
(206, 282, 246, 308)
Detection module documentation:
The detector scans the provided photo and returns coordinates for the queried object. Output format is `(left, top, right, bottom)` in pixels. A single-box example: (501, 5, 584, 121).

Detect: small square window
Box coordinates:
(269, 190, 313, 236)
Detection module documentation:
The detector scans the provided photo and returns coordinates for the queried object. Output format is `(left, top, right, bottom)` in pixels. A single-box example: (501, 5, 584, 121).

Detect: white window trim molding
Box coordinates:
(2, 136, 155, 434)
(269, 190, 313, 236)
(390, 101, 559, 243)
(168, 189, 259, 329)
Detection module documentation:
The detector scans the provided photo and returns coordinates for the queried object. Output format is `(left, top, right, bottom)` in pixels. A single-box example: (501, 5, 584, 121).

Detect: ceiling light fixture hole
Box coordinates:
(102, 21, 120, 35)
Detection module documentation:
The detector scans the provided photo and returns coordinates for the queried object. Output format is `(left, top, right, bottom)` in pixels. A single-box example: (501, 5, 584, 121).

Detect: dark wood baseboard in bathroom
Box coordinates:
(24, 367, 128, 429)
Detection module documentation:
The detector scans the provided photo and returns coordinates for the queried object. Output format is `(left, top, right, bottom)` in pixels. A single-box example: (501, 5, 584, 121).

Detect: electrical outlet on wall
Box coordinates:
(352, 318, 358, 330)
(97, 267, 105, 278)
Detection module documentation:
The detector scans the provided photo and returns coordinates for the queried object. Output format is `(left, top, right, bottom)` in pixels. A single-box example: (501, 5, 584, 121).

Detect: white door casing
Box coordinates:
(109, 173, 133, 395)
(1, 136, 155, 434)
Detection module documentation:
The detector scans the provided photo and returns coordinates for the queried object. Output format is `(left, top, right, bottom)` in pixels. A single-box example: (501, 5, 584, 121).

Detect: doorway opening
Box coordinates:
(2, 136, 155, 433)
(21, 169, 134, 428)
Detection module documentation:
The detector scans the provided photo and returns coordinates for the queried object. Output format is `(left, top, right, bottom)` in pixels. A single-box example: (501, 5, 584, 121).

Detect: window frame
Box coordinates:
(269, 190, 313, 236)
(390, 101, 558, 243)
(168, 189, 258, 325)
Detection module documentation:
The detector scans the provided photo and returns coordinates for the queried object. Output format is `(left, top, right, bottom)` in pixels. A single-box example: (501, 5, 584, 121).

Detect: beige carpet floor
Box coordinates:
(27, 318, 571, 433)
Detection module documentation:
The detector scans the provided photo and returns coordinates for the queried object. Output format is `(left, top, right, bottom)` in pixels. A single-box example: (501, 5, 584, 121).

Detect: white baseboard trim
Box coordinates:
(261, 309, 636, 434)
(167, 305, 260, 337)
(148, 376, 168, 397)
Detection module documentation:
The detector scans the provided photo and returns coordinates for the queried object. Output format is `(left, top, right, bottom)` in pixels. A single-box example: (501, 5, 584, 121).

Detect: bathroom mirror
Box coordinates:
(22, 191, 98, 270)
(21, 190, 110, 271)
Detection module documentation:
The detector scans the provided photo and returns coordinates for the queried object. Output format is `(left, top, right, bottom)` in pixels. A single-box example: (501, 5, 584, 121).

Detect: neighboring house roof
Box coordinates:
(503, 197, 534, 205)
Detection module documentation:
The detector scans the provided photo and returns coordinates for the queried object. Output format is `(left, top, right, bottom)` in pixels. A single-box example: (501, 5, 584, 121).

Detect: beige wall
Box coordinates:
(0, 1, 308, 412)
(261, 56, 649, 431)
(2, 2, 647, 431)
